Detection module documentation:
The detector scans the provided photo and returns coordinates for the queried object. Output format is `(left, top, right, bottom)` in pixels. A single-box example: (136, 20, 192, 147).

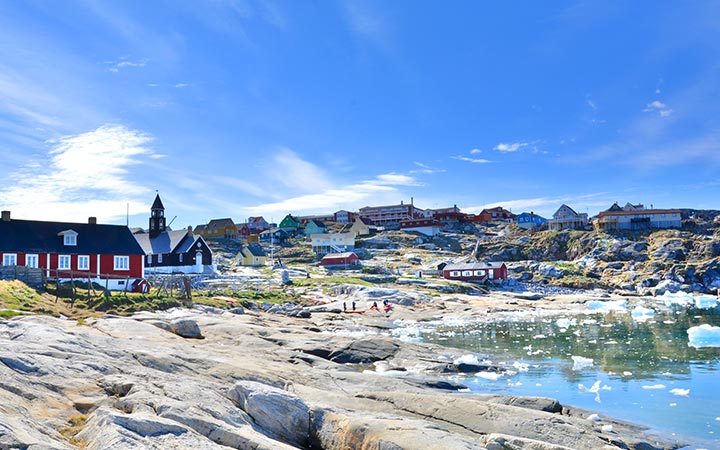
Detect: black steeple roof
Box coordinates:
(151, 194, 165, 211)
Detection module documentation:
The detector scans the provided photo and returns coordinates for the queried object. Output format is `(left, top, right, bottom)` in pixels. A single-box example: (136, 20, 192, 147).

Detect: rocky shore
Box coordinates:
(0, 289, 685, 450)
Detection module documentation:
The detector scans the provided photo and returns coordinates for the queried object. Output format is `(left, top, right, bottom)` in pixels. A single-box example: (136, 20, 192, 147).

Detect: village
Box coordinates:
(0, 193, 713, 295)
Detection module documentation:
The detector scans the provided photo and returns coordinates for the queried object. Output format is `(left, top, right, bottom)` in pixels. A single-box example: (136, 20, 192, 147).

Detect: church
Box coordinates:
(134, 194, 215, 274)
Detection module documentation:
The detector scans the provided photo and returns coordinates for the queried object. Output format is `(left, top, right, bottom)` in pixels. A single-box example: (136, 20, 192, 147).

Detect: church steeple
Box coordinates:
(149, 193, 166, 238)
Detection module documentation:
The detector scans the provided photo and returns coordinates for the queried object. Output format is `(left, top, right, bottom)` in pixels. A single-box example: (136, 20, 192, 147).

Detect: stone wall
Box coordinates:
(0, 265, 44, 288)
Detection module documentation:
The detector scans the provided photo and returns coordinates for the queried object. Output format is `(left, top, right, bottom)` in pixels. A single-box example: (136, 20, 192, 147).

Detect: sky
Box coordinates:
(1, 1, 719, 229)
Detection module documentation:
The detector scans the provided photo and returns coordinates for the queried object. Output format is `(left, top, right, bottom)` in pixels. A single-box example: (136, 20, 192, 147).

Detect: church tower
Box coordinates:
(149, 193, 166, 238)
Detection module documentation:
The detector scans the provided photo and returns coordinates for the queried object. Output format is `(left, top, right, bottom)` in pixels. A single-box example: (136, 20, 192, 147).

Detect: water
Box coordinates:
(416, 305, 720, 447)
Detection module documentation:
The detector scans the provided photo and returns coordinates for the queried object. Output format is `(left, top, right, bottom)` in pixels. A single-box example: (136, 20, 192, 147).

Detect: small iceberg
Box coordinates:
(687, 324, 720, 348)
(670, 388, 690, 397)
(585, 299, 627, 312)
(631, 305, 655, 322)
(642, 384, 666, 390)
(571, 355, 594, 371)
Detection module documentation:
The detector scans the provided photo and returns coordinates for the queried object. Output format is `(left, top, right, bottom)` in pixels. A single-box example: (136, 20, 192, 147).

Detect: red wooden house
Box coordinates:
(442, 262, 508, 282)
(477, 207, 515, 223)
(0, 210, 145, 290)
(321, 252, 360, 268)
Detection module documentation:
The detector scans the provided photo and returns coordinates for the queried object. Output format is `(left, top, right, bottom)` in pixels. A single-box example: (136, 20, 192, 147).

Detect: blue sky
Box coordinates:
(1, 1, 719, 228)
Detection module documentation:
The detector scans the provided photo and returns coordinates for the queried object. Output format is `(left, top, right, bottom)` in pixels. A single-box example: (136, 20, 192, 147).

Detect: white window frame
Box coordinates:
(58, 255, 71, 270)
(64, 234, 77, 246)
(147, 254, 151, 264)
(2, 253, 17, 266)
(25, 254, 38, 268)
(114, 256, 130, 271)
(179, 253, 183, 263)
(78, 255, 90, 270)
(158, 254, 163, 263)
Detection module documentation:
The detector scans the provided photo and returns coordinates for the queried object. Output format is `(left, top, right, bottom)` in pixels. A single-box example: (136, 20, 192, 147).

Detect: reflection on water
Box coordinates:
(421, 307, 720, 446)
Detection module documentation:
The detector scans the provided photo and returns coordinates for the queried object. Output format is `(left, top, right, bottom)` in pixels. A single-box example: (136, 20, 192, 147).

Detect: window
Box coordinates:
(179, 254, 183, 263)
(462, 270, 473, 277)
(158, 254, 163, 263)
(450, 271, 460, 277)
(114, 256, 129, 271)
(25, 254, 38, 268)
(78, 255, 90, 270)
(2, 253, 17, 266)
(58, 255, 71, 270)
(64, 234, 77, 246)
(147, 254, 151, 264)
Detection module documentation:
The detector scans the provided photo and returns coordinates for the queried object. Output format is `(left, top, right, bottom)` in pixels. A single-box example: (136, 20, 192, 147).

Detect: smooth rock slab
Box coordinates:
(228, 380, 310, 448)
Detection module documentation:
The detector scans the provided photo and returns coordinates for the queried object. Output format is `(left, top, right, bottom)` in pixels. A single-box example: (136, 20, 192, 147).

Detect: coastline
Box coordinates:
(0, 286, 695, 449)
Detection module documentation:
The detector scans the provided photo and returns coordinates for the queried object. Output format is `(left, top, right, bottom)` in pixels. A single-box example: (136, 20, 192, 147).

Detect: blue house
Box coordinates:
(516, 212, 547, 230)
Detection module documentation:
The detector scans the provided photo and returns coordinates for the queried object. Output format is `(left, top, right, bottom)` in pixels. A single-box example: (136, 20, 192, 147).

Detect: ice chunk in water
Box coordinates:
(556, 318, 575, 329)
(642, 384, 666, 390)
(631, 305, 655, 322)
(687, 324, 720, 348)
(571, 355, 594, 371)
(454, 354, 480, 365)
(585, 299, 627, 312)
(669, 388, 690, 397)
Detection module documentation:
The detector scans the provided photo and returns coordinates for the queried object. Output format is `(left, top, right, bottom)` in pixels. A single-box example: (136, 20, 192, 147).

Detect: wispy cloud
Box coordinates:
(466, 192, 611, 216)
(451, 155, 492, 164)
(494, 142, 528, 152)
(0, 124, 156, 222)
(244, 172, 420, 217)
(174, 83, 188, 88)
(643, 100, 673, 117)
(470, 148, 482, 154)
(106, 57, 148, 73)
(410, 161, 445, 174)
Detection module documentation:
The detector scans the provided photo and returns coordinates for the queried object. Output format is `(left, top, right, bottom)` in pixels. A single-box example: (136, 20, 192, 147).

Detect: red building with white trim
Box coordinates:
(321, 252, 360, 268)
(442, 262, 508, 281)
(477, 207, 515, 223)
(0, 210, 145, 290)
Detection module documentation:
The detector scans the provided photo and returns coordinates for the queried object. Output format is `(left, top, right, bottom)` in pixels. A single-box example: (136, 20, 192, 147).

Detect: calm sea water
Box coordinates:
(418, 307, 720, 448)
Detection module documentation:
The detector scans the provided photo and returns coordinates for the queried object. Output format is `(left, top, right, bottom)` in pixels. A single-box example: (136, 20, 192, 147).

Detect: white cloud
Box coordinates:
(643, 100, 673, 116)
(244, 172, 419, 217)
(465, 192, 611, 216)
(174, 83, 188, 88)
(410, 161, 445, 174)
(0, 124, 156, 222)
(262, 147, 333, 193)
(586, 98, 597, 110)
(106, 58, 148, 73)
(451, 155, 492, 164)
(494, 142, 528, 152)
(470, 148, 482, 154)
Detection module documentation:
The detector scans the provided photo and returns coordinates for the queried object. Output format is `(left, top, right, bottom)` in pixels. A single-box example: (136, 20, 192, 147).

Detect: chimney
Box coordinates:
(187, 225, 192, 233)
(88, 217, 97, 225)
(1, 211, 10, 222)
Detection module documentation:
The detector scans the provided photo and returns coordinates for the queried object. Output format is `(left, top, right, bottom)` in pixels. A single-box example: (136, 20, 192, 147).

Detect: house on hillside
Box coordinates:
(247, 216, 270, 233)
(350, 217, 374, 236)
(310, 232, 356, 255)
(204, 218, 238, 239)
(237, 223, 251, 237)
(399, 218, 441, 236)
(477, 207, 515, 223)
(259, 228, 289, 244)
(442, 262, 508, 282)
(321, 252, 360, 268)
(298, 214, 334, 225)
(516, 212, 547, 230)
(594, 203, 682, 232)
(134, 194, 214, 274)
(304, 219, 327, 236)
(334, 210, 357, 223)
(238, 243, 266, 266)
(0, 210, 145, 290)
(547, 204, 588, 231)
(278, 214, 300, 232)
(359, 199, 425, 226)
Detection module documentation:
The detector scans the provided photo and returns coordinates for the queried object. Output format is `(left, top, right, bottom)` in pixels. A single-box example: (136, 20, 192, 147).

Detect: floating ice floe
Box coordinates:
(556, 318, 576, 329)
(687, 324, 720, 348)
(578, 380, 605, 403)
(454, 354, 480, 366)
(585, 300, 627, 312)
(631, 305, 655, 322)
(571, 355, 594, 371)
(476, 371, 503, 381)
(669, 388, 690, 397)
(661, 291, 719, 309)
(512, 361, 530, 372)
(642, 384, 666, 390)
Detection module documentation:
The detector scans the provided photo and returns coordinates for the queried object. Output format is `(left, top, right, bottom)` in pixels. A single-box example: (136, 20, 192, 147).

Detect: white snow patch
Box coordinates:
(669, 388, 690, 397)
(476, 371, 503, 381)
(571, 356, 594, 371)
(687, 324, 720, 348)
(587, 413, 601, 422)
(601, 424, 613, 432)
(454, 354, 480, 366)
(623, 371, 633, 377)
(556, 318, 576, 329)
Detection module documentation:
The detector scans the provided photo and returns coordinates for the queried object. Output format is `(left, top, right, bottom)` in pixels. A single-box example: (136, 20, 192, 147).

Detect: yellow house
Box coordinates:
(350, 217, 372, 236)
(238, 243, 266, 266)
(197, 218, 238, 239)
